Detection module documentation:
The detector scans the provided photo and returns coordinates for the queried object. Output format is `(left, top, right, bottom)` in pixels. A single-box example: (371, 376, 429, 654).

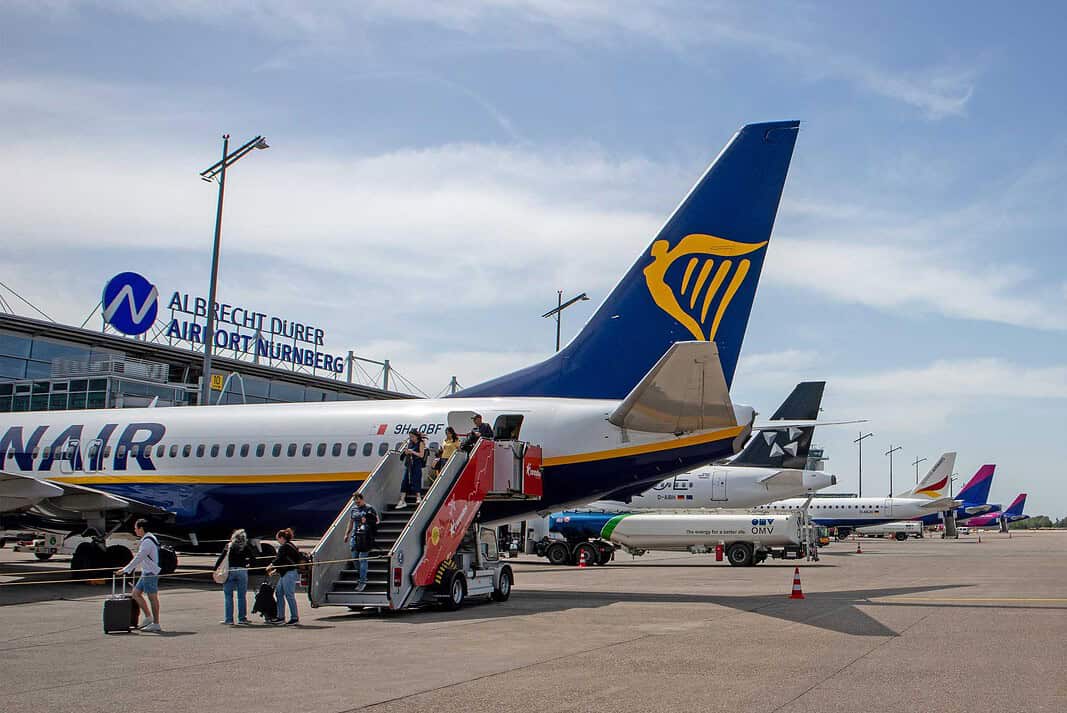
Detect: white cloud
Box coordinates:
(10, 1, 979, 119)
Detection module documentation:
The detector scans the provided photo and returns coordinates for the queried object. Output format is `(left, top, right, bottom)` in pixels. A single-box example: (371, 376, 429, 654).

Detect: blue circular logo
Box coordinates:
(102, 272, 158, 336)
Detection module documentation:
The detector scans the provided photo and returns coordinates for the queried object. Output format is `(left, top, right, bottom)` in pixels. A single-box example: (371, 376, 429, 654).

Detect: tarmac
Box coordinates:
(1, 531, 1065, 713)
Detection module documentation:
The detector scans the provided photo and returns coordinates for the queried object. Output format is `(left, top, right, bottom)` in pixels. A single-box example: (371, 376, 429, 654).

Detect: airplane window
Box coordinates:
(288, 443, 297, 457)
(303, 443, 312, 457)
(156, 444, 165, 458)
(131, 446, 140, 458)
(210, 445, 220, 458)
(196, 445, 205, 458)
(331, 443, 341, 457)
(256, 444, 265, 457)
(317, 443, 326, 457)
(378, 442, 389, 456)
(226, 444, 235, 457)
(362, 443, 372, 457)
(104, 446, 113, 457)
(170, 445, 178, 458)
(41, 446, 50, 458)
(32, 447, 39, 458)
(182, 445, 191, 457)
(395, 441, 404, 452)
(347, 442, 358, 457)
(273, 444, 282, 457)
(239, 444, 248, 457)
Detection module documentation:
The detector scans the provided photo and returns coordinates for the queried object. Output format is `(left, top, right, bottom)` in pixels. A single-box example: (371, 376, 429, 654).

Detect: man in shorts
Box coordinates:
(117, 518, 163, 632)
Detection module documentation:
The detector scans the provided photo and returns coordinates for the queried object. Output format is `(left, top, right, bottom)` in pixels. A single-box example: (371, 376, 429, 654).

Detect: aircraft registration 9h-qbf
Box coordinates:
(0, 120, 804, 569)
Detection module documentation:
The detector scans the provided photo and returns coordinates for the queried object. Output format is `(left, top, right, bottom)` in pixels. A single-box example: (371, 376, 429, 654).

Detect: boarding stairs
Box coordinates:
(308, 437, 543, 610)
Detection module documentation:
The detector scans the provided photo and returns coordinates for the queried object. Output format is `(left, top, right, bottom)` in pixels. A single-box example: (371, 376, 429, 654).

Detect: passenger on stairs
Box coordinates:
(398, 431, 426, 509)
(344, 493, 378, 592)
(461, 414, 494, 452)
(431, 427, 461, 484)
(265, 528, 301, 625)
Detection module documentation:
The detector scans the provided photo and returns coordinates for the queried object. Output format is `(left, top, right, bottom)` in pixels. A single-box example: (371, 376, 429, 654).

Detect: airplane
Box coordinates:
(752, 452, 960, 537)
(573, 381, 837, 513)
(0, 119, 802, 570)
(966, 494, 1028, 530)
(915, 464, 1000, 527)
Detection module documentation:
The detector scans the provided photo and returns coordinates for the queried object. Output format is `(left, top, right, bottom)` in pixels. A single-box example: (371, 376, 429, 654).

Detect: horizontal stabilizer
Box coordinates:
(608, 342, 736, 434)
(752, 419, 867, 430)
(756, 469, 803, 485)
(920, 497, 962, 511)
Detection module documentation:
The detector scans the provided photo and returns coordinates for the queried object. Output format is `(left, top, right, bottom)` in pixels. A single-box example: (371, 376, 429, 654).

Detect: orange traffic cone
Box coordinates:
(789, 567, 805, 599)
(855, 541, 862, 554)
(578, 551, 587, 568)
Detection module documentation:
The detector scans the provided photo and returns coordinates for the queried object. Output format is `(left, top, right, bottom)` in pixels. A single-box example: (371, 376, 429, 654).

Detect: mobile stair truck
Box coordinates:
(308, 436, 542, 612)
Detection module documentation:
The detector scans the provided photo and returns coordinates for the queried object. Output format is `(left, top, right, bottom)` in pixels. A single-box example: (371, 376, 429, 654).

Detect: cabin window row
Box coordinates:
(20, 440, 442, 461)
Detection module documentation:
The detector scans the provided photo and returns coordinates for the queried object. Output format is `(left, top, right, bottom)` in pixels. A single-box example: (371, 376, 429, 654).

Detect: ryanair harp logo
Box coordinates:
(643, 234, 767, 341)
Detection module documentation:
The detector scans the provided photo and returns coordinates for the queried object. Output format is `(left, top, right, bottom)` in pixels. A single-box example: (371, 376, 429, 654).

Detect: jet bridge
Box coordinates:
(308, 437, 543, 611)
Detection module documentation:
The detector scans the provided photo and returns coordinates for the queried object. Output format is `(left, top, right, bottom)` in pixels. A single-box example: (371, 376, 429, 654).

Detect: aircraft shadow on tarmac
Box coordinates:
(324, 583, 1067, 638)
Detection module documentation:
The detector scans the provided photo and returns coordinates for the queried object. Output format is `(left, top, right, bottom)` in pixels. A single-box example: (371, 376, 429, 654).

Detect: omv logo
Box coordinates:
(102, 272, 159, 336)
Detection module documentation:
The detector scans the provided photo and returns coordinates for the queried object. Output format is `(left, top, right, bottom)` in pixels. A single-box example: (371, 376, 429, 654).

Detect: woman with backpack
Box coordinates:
(397, 430, 426, 509)
(213, 528, 257, 625)
(265, 528, 301, 625)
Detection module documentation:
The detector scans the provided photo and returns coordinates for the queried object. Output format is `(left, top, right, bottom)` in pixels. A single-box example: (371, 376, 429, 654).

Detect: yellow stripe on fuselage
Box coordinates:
(46, 425, 746, 485)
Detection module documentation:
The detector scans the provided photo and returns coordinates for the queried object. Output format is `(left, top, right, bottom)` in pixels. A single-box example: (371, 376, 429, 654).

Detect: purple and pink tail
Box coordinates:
(957, 465, 995, 506)
(1005, 493, 1027, 517)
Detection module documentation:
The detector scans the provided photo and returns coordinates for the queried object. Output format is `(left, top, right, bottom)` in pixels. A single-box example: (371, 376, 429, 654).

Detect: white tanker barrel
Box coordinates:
(601, 512, 802, 550)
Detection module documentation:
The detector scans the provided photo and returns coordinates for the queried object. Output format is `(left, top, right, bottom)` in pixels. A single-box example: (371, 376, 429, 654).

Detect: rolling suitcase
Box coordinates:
(103, 575, 140, 634)
(252, 580, 277, 621)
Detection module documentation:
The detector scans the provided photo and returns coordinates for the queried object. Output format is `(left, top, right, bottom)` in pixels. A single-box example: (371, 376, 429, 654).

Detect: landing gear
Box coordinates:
(71, 540, 109, 579)
(106, 544, 133, 568)
(34, 552, 53, 561)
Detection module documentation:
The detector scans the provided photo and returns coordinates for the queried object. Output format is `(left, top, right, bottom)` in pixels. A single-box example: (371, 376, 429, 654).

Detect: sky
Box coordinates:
(1, 1, 1065, 515)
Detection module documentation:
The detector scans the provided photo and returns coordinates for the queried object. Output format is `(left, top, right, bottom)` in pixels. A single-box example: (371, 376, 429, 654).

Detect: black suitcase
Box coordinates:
(252, 580, 277, 620)
(103, 575, 140, 634)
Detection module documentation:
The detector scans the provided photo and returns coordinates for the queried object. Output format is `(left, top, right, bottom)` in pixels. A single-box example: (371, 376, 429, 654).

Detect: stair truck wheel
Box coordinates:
(441, 569, 467, 611)
(545, 541, 570, 566)
(491, 565, 513, 602)
(726, 543, 753, 567)
(573, 542, 599, 566)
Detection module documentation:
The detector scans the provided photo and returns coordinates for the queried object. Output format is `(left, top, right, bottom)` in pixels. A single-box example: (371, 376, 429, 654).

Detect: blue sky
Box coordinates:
(2, 2, 1065, 515)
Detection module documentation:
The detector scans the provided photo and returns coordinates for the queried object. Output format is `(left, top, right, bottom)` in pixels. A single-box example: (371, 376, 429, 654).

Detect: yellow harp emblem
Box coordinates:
(643, 234, 767, 341)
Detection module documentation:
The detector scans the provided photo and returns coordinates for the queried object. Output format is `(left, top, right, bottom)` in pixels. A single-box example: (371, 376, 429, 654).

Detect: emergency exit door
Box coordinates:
(711, 470, 727, 501)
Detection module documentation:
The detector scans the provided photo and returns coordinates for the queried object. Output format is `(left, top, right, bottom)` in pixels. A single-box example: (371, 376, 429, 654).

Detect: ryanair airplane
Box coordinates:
(0, 120, 801, 551)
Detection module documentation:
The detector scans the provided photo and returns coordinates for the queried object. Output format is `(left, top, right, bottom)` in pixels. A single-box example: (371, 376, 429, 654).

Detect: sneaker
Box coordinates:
(136, 620, 155, 631)
(354, 582, 366, 592)
(267, 618, 285, 626)
(219, 620, 234, 626)
(142, 623, 162, 633)
(286, 618, 300, 625)
(395, 499, 407, 509)
(237, 619, 252, 626)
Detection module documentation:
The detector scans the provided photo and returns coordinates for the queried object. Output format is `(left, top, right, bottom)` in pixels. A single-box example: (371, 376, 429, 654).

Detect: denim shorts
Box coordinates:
(135, 574, 159, 594)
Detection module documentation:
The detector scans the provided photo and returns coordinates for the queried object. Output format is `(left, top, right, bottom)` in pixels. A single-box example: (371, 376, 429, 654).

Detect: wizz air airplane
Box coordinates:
(753, 452, 960, 537)
(916, 464, 1000, 527)
(966, 494, 1028, 529)
(575, 381, 837, 512)
(0, 120, 801, 559)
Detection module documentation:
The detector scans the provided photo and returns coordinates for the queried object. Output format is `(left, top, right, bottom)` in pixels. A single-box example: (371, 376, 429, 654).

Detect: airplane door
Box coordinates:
(882, 499, 893, 517)
(711, 470, 727, 501)
(59, 439, 81, 475)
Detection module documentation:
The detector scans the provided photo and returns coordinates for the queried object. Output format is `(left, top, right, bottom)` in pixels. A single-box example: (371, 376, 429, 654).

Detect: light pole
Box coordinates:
(541, 291, 589, 352)
(197, 134, 269, 406)
(854, 431, 873, 497)
(912, 456, 928, 484)
(885, 444, 902, 496)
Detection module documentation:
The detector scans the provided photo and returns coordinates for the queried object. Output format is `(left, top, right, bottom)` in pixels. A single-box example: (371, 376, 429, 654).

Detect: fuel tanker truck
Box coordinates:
(535, 510, 812, 566)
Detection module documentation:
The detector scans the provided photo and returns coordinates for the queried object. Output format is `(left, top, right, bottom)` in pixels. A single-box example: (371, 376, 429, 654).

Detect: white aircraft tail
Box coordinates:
(897, 451, 956, 499)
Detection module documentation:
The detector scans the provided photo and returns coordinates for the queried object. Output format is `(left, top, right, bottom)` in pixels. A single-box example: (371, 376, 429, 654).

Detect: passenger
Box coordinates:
(265, 528, 301, 625)
(343, 492, 378, 592)
(431, 427, 461, 482)
(471, 413, 494, 440)
(397, 431, 426, 509)
(214, 528, 257, 625)
(116, 518, 162, 633)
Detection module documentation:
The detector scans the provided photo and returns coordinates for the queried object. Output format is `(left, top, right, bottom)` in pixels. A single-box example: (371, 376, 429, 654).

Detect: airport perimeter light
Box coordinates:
(197, 134, 269, 406)
(542, 291, 590, 352)
(854, 432, 874, 497)
(885, 444, 902, 496)
(912, 456, 928, 484)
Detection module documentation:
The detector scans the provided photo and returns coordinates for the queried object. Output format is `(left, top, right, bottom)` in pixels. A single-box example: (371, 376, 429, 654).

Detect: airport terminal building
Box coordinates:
(0, 310, 408, 413)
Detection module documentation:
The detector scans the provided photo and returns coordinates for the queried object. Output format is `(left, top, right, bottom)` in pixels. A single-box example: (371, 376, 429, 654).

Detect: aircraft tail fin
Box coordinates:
(731, 381, 825, 469)
(956, 464, 995, 505)
(1004, 493, 1027, 517)
(459, 120, 800, 400)
(901, 452, 956, 498)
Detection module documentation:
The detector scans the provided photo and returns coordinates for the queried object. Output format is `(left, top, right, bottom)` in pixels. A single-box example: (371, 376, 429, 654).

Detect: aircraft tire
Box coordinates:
(71, 541, 109, 580)
(106, 544, 133, 568)
(34, 552, 54, 561)
(544, 542, 570, 566)
(726, 543, 753, 567)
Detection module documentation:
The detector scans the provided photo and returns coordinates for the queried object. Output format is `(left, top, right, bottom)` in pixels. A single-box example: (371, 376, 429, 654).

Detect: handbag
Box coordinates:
(213, 546, 230, 584)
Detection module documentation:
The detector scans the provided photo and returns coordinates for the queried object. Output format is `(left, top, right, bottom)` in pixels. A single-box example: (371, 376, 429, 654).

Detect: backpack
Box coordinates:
(146, 534, 178, 575)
